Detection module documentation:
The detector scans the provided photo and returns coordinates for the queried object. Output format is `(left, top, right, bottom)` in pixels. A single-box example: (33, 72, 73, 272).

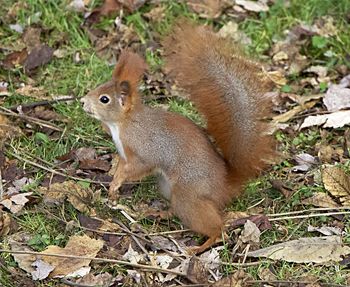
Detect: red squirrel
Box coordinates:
(81, 21, 275, 254)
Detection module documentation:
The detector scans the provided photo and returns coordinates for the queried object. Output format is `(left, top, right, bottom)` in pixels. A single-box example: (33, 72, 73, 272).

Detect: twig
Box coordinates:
(148, 229, 191, 236)
(61, 279, 97, 287)
(267, 207, 350, 217)
(0, 169, 3, 201)
(112, 218, 150, 255)
(9, 96, 76, 111)
(7, 151, 110, 185)
(0, 249, 184, 276)
(245, 280, 348, 287)
(268, 211, 350, 222)
(0, 106, 62, 131)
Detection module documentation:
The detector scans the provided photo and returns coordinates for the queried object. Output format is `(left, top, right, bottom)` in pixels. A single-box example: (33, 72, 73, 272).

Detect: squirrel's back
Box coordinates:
(163, 21, 275, 190)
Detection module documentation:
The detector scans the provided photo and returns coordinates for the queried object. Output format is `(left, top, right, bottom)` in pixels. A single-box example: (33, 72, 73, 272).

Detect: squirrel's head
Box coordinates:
(81, 50, 147, 123)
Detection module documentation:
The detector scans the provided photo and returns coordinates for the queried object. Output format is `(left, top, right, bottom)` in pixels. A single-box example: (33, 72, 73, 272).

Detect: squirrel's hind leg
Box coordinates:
(170, 184, 223, 254)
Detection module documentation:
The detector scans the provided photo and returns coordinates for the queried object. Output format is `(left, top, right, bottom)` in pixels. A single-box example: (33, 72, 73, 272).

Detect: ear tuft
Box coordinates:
(113, 50, 147, 86)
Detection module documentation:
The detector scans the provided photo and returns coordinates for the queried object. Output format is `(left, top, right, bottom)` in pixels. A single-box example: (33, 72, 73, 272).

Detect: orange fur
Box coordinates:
(163, 20, 275, 192)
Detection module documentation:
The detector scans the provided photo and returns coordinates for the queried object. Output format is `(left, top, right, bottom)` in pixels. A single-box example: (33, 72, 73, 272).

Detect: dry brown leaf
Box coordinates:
(23, 44, 54, 73)
(76, 273, 113, 286)
(212, 270, 250, 286)
(322, 166, 350, 206)
(236, 0, 269, 12)
(272, 100, 318, 123)
(323, 74, 350, 112)
(22, 27, 42, 52)
(0, 192, 33, 214)
(302, 192, 340, 208)
(300, 110, 350, 129)
(39, 181, 95, 214)
(15, 85, 48, 100)
(265, 70, 287, 86)
(246, 236, 350, 263)
(0, 114, 22, 148)
(239, 220, 261, 245)
(2, 48, 28, 69)
(41, 234, 103, 277)
(187, 0, 225, 19)
(9, 232, 36, 274)
(0, 210, 13, 237)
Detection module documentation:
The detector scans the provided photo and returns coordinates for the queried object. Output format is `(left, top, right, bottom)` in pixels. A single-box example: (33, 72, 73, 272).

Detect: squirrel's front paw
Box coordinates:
(108, 182, 121, 203)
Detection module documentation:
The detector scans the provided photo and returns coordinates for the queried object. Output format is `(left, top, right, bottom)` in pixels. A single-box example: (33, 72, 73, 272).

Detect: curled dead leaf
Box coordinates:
(246, 236, 350, 263)
(40, 234, 104, 277)
(322, 165, 350, 206)
(302, 192, 340, 208)
(39, 181, 96, 214)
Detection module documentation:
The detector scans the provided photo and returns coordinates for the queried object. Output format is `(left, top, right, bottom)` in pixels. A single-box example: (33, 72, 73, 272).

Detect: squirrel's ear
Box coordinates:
(113, 50, 147, 85)
(117, 81, 130, 107)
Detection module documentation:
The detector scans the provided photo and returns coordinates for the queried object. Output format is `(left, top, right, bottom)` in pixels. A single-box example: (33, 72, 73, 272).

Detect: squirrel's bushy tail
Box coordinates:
(163, 20, 275, 191)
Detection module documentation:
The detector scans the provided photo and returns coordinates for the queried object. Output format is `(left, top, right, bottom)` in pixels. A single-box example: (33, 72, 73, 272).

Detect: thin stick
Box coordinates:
(9, 96, 76, 111)
(245, 280, 348, 287)
(0, 249, 184, 276)
(148, 229, 191, 236)
(0, 169, 3, 201)
(0, 106, 62, 131)
(269, 211, 350, 222)
(7, 151, 110, 185)
(267, 207, 350, 217)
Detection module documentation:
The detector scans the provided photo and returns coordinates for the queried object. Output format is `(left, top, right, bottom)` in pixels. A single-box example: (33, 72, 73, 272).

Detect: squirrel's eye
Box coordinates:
(99, 95, 110, 104)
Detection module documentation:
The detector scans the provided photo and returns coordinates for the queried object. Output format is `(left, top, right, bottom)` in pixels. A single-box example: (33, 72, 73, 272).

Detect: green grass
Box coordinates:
(1, 0, 350, 286)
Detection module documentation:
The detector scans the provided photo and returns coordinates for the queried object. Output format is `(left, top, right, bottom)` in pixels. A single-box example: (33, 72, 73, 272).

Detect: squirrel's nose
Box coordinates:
(80, 97, 86, 104)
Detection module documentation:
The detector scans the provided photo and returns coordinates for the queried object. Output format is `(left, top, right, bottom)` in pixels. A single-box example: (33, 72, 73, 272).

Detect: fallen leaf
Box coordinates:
(218, 21, 251, 45)
(2, 48, 28, 69)
(236, 0, 269, 12)
(239, 220, 261, 245)
(302, 192, 340, 208)
(67, 0, 90, 12)
(300, 110, 350, 129)
(0, 114, 22, 147)
(322, 166, 350, 206)
(41, 234, 103, 277)
(76, 273, 113, 286)
(9, 23, 24, 33)
(307, 225, 342, 236)
(305, 65, 328, 78)
(9, 232, 36, 274)
(318, 145, 334, 163)
(270, 180, 294, 198)
(0, 210, 13, 237)
(39, 181, 95, 213)
(186, 257, 208, 284)
(0, 192, 33, 213)
(292, 153, 317, 172)
(23, 44, 54, 73)
(22, 27, 42, 52)
(79, 159, 111, 171)
(31, 259, 55, 280)
(15, 85, 47, 100)
(227, 214, 272, 231)
(258, 267, 277, 282)
(246, 236, 350, 263)
(323, 74, 350, 112)
(213, 270, 250, 286)
(151, 235, 178, 252)
(187, 0, 226, 19)
(272, 100, 318, 123)
(7, 177, 34, 194)
(122, 244, 144, 264)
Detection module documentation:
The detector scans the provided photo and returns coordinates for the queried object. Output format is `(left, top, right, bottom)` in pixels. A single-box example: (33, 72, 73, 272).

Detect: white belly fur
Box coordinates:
(106, 123, 126, 160)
